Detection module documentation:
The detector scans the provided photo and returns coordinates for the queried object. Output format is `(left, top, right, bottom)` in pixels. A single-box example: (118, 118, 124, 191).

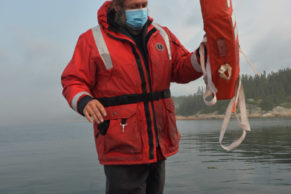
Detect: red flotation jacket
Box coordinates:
(199, 0, 251, 150)
(61, 1, 202, 165)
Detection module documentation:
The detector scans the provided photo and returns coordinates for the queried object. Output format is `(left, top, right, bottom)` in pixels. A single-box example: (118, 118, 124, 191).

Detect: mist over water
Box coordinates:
(0, 118, 290, 194)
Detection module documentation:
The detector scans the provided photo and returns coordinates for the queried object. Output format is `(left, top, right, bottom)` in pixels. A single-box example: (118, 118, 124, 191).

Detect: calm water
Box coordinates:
(0, 118, 291, 194)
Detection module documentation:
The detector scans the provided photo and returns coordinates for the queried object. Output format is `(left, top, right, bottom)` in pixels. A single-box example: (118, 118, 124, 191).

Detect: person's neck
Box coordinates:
(125, 25, 143, 36)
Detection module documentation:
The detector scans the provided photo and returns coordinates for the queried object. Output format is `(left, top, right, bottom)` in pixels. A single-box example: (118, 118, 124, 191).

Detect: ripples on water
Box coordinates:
(165, 119, 291, 194)
(0, 119, 291, 194)
(179, 119, 291, 164)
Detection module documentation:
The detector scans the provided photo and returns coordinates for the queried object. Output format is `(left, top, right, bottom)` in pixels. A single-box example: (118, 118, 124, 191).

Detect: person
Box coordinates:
(61, 0, 204, 193)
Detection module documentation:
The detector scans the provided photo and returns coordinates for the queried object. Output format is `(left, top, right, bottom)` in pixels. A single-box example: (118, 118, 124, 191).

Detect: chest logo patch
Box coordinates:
(156, 43, 165, 52)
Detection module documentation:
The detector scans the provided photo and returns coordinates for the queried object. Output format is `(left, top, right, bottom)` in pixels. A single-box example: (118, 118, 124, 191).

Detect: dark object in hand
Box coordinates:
(98, 120, 110, 136)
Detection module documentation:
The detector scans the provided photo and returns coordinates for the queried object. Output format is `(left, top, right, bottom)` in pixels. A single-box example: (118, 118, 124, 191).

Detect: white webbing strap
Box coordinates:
(239, 48, 260, 77)
(199, 36, 217, 106)
(227, 0, 231, 8)
(191, 53, 203, 73)
(219, 79, 251, 151)
(152, 23, 172, 60)
(91, 26, 113, 70)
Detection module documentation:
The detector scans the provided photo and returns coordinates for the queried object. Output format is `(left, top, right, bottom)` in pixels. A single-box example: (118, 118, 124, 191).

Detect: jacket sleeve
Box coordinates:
(61, 33, 96, 115)
(165, 27, 203, 83)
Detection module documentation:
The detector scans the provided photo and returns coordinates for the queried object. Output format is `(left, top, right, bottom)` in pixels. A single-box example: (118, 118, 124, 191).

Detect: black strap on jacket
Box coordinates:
(97, 89, 171, 108)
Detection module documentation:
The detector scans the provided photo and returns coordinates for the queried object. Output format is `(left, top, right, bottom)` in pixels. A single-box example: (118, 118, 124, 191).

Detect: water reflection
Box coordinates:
(179, 120, 291, 165)
(1, 120, 291, 194)
(162, 119, 291, 193)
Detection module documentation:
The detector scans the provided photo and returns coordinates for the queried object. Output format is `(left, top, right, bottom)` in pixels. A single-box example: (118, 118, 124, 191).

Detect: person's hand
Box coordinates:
(83, 99, 107, 124)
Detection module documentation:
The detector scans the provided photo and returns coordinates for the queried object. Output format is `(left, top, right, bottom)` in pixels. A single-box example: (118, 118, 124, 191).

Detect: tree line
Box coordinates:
(173, 68, 291, 116)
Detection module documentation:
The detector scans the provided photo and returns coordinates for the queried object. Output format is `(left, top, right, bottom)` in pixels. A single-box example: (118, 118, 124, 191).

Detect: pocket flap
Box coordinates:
(104, 104, 137, 120)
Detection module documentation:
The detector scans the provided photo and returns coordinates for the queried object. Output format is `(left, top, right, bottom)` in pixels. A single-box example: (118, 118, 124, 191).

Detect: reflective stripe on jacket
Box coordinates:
(61, 1, 202, 165)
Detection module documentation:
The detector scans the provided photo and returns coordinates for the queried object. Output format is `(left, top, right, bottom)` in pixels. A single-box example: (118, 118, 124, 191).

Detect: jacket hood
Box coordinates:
(98, 1, 111, 29)
(97, 1, 153, 30)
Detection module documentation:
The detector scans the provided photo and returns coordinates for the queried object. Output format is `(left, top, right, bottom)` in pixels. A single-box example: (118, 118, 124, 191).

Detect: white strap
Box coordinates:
(91, 26, 113, 70)
(191, 53, 203, 73)
(239, 48, 260, 77)
(219, 79, 251, 151)
(203, 88, 217, 106)
(227, 0, 231, 8)
(199, 36, 217, 106)
(152, 23, 172, 60)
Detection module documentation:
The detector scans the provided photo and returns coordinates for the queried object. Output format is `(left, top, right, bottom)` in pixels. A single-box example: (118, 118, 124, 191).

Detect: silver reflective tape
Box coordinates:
(231, 12, 236, 27)
(227, 0, 231, 8)
(92, 26, 113, 70)
(71, 92, 91, 111)
(234, 25, 238, 40)
(152, 23, 172, 60)
(191, 53, 202, 73)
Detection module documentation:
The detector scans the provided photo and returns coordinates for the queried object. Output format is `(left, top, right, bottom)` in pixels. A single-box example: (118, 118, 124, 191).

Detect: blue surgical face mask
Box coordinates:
(125, 8, 148, 30)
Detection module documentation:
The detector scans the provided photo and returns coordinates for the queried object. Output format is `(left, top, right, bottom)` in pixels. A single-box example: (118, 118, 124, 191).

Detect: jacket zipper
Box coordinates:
(107, 33, 156, 159)
(142, 28, 160, 149)
(131, 46, 155, 159)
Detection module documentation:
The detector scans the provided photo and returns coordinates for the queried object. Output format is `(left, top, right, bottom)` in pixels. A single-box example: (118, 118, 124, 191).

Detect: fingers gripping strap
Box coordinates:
(219, 81, 251, 151)
(92, 26, 113, 70)
(152, 23, 172, 60)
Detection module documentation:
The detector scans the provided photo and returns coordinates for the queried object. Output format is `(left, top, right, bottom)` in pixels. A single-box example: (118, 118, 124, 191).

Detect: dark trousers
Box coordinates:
(104, 160, 165, 194)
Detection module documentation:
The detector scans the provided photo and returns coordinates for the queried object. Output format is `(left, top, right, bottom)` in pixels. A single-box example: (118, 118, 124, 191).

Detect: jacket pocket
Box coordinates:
(103, 104, 142, 154)
(164, 98, 180, 146)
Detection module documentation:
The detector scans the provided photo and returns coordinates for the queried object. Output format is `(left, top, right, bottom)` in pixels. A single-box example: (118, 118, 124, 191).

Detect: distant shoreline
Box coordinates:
(176, 106, 291, 120)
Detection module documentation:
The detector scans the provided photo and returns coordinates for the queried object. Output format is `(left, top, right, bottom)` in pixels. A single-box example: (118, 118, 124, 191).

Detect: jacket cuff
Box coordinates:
(77, 95, 94, 116)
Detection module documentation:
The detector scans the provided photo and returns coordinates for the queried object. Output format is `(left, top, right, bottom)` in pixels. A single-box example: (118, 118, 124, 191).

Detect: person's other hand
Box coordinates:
(83, 99, 107, 124)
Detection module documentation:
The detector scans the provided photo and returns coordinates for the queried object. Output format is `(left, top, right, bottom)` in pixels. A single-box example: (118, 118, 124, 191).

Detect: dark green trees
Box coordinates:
(174, 68, 291, 116)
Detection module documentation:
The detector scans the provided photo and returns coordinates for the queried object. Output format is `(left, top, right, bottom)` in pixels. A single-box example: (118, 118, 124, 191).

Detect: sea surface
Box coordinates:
(0, 118, 291, 194)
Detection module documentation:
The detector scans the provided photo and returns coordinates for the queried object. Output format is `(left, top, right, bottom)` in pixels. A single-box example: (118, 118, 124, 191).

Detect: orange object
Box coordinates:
(232, 100, 237, 113)
(200, 0, 240, 100)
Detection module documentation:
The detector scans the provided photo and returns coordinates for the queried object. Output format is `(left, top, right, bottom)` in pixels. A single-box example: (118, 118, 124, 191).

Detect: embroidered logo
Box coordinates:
(156, 43, 164, 52)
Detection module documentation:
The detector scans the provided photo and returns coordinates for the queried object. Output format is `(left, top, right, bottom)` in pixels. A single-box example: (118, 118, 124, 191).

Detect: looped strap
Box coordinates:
(219, 79, 251, 151)
(199, 36, 217, 106)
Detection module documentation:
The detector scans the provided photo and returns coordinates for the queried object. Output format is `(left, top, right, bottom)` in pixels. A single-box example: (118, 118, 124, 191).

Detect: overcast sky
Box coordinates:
(0, 0, 290, 126)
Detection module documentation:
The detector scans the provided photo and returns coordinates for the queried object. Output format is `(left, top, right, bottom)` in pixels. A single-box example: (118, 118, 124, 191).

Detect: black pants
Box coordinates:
(104, 160, 165, 194)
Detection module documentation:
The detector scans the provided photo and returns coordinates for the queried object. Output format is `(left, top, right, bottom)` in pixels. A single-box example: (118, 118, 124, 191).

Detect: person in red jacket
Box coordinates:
(61, 0, 203, 193)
